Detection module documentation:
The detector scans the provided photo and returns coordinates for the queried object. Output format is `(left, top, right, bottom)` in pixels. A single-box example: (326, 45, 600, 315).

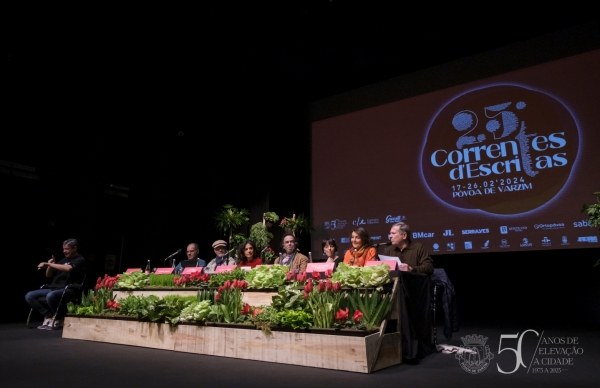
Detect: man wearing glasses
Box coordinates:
(384, 222, 433, 274)
(205, 240, 236, 273)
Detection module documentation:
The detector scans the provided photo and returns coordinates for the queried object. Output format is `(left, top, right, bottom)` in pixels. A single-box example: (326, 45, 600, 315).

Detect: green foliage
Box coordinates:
(271, 283, 308, 312)
(263, 212, 279, 224)
(214, 204, 250, 242)
(245, 265, 288, 289)
(197, 289, 215, 303)
(249, 223, 272, 252)
(178, 300, 212, 323)
(117, 271, 149, 289)
(230, 233, 248, 255)
(346, 289, 393, 329)
(331, 263, 390, 288)
(277, 310, 313, 330)
(118, 294, 196, 326)
(250, 306, 279, 336)
(208, 268, 246, 287)
(279, 213, 313, 235)
(580, 192, 600, 267)
(149, 274, 177, 287)
(74, 288, 116, 315)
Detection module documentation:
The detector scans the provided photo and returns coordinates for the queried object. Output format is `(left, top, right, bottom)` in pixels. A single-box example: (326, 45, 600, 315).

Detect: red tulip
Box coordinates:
(223, 280, 231, 289)
(286, 271, 295, 281)
(325, 279, 332, 291)
(318, 281, 326, 293)
(240, 303, 251, 315)
(332, 282, 342, 292)
(353, 310, 364, 323)
(304, 291, 309, 299)
(312, 270, 321, 280)
(296, 272, 307, 283)
(304, 281, 314, 293)
(215, 292, 221, 303)
(325, 269, 333, 278)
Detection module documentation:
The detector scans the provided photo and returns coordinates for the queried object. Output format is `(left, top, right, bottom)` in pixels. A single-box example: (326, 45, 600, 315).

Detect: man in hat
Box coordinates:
(204, 240, 236, 273)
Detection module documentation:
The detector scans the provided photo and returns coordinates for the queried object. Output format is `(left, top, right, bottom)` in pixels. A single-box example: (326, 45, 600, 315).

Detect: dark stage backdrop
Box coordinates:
(310, 44, 600, 258)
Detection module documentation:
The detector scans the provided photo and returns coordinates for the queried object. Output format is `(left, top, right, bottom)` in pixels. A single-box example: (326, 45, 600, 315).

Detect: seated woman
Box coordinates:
(237, 240, 263, 269)
(322, 238, 342, 269)
(343, 227, 378, 266)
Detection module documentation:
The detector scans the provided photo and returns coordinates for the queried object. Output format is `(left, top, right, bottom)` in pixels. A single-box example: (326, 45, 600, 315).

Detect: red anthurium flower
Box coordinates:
(353, 310, 364, 323)
(318, 281, 326, 293)
(335, 308, 349, 322)
(325, 269, 333, 278)
(312, 270, 321, 280)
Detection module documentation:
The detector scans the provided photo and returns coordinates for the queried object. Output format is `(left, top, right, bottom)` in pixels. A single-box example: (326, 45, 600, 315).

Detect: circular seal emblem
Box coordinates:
(455, 334, 495, 374)
(422, 85, 579, 214)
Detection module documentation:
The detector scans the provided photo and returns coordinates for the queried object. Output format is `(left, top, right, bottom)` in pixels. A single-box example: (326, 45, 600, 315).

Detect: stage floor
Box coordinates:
(0, 322, 596, 387)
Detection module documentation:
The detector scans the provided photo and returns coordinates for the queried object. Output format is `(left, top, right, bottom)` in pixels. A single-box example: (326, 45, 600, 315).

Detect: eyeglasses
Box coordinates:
(214, 246, 226, 251)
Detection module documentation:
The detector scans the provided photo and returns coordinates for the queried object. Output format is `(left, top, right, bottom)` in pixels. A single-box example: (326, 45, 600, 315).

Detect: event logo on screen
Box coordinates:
(422, 85, 578, 214)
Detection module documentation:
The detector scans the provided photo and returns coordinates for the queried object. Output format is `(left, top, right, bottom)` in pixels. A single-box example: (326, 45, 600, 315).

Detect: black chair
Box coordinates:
(26, 274, 86, 328)
(431, 268, 459, 346)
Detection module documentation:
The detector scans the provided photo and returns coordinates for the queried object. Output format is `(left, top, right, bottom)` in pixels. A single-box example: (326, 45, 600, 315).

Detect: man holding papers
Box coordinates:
(383, 222, 433, 274)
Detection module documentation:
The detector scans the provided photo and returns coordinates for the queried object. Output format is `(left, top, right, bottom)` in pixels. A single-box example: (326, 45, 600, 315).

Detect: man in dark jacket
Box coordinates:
(25, 238, 86, 330)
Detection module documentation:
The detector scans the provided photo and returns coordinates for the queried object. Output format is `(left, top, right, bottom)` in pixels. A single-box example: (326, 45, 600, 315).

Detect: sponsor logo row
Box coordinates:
(431, 236, 598, 252)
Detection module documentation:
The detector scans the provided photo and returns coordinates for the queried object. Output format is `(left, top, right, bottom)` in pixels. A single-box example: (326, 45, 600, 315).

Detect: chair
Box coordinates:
(26, 274, 86, 328)
(430, 268, 459, 346)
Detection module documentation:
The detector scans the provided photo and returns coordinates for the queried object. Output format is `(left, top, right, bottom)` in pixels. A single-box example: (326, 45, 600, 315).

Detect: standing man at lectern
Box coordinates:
(383, 222, 433, 274)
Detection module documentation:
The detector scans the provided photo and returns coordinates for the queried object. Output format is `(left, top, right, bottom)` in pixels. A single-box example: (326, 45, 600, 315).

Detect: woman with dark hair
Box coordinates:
(343, 227, 378, 266)
(322, 238, 342, 268)
(237, 240, 263, 269)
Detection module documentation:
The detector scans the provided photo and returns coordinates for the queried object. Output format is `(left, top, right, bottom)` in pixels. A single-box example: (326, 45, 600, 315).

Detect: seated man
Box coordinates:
(25, 238, 86, 330)
(384, 222, 433, 274)
(204, 240, 236, 273)
(274, 234, 308, 273)
(174, 243, 206, 275)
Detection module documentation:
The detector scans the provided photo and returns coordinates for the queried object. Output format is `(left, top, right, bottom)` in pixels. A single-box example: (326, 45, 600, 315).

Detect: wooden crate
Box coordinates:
(62, 317, 401, 373)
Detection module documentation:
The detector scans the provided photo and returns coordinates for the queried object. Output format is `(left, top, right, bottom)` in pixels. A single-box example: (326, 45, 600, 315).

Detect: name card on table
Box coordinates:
(239, 266, 252, 272)
(125, 268, 142, 273)
(182, 267, 203, 275)
(306, 262, 335, 273)
(215, 265, 236, 273)
(378, 255, 402, 269)
(365, 260, 396, 270)
(154, 267, 174, 275)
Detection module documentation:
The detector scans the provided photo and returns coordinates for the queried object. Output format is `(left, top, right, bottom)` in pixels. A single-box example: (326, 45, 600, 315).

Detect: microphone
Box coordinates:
(373, 242, 392, 248)
(163, 249, 182, 263)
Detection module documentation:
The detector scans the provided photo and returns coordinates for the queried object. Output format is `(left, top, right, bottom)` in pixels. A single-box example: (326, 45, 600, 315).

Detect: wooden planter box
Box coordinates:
(62, 316, 401, 373)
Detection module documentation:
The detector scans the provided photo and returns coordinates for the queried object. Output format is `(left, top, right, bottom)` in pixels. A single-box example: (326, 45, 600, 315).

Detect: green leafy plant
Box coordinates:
(581, 191, 600, 267)
(331, 263, 391, 288)
(245, 265, 288, 289)
(209, 280, 249, 323)
(277, 310, 313, 330)
(117, 294, 196, 325)
(263, 212, 279, 224)
(149, 274, 177, 287)
(250, 306, 278, 337)
(346, 289, 393, 329)
(117, 271, 149, 289)
(262, 247, 277, 264)
(331, 263, 362, 288)
(279, 213, 313, 235)
(214, 204, 250, 244)
(178, 300, 212, 323)
(249, 222, 273, 252)
(305, 279, 344, 328)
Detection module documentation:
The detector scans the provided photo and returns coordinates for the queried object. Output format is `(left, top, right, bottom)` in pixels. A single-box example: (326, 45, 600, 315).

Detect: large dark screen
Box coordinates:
(311, 49, 600, 257)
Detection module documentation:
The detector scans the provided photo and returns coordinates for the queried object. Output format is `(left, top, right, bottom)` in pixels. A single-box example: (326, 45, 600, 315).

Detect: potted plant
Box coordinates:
(214, 204, 250, 244)
(263, 212, 279, 228)
(279, 213, 312, 236)
(249, 222, 273, 252)
(582, 191, 600, 267)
